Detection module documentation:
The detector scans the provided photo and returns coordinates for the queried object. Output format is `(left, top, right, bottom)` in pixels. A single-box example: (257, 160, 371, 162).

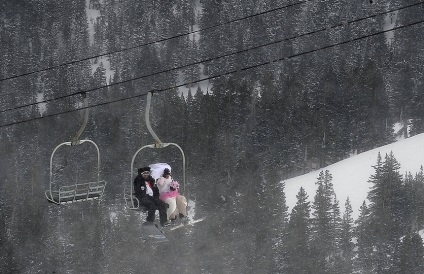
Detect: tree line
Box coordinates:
(279, 153, 424, 273)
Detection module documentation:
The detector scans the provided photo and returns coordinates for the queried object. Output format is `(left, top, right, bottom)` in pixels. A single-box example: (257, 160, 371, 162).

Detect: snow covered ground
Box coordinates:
(283, 133, 424, 220)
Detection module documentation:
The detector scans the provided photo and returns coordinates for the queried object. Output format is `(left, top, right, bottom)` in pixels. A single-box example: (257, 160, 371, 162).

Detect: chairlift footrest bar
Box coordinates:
(46, 181, 106, 204)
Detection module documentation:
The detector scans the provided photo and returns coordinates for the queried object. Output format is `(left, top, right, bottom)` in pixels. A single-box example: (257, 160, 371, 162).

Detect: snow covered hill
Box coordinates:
(282, 133, 424, 219)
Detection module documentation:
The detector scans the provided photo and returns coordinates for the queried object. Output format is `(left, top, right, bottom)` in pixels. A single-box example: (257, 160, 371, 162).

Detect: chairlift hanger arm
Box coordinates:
(145, 91, 162, 146)
(72, 92, 89, 146)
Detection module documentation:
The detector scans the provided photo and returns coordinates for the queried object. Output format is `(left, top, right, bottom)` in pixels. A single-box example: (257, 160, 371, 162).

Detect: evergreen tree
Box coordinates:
(404, 167, 424, 231)
(369, 152, 404, 234)
(338, 197, 354, 274)
(182, 36, 201, 86)
(409, 88, 424, 136)
(310, 170, 338, 273)
(327, 196, 343, 273)
(285, 187, 311, 274)
(92, 62, 107, 87)
(273, 182, 289, 273)
(355, 201, 373, 273)
(395, 233, 424, 274)
(367, 152, 406, 272)
(416, 168, 424, 230)
(318, 70, 352, 162)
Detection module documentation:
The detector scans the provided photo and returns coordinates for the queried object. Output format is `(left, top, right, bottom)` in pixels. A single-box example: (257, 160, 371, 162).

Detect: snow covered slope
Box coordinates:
(283, 133, 424, 219)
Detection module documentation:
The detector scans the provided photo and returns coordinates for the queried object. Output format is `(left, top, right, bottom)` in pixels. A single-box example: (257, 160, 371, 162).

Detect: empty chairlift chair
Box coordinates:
(45, 93, 106, 204)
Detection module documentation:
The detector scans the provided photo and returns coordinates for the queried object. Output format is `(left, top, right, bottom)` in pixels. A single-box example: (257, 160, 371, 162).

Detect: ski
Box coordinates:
(142, 222, 168, 242)
(169, 217, 206, 231)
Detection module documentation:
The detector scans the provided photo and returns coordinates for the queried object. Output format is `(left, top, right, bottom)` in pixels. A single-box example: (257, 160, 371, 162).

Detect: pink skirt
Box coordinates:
(160, 190, 178, 201)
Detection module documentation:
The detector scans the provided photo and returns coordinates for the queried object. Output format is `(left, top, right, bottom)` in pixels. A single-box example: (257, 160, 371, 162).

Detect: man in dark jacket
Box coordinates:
(134, 167, 168, 226)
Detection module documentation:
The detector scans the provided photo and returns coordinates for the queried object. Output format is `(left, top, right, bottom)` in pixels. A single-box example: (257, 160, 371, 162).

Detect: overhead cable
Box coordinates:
(0, 0, 308, 82)
(1, 17, 422, 129)
(1, 1, 421, 114)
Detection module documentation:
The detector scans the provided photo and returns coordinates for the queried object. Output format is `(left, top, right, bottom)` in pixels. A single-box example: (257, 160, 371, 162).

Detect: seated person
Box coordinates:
(156, 168, 188, 223)
(133, 167, 168, 227)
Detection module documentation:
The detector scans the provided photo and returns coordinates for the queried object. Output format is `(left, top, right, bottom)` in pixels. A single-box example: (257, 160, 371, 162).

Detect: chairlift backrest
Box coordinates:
(45, 140, 106, 204)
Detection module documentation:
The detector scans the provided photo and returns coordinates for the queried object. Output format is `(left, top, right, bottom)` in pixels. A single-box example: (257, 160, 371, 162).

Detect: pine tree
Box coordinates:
(338, 197, 354, 273)
(182, 37, 201, 87)
(310, 170, 338, 273)
(355, 201, 373, 273)
(367, 152, 405, 272)
(404, 167, 424, 231)
(395, 233, 424, 274)
(273, 182, 289, 273)
(285, 187, 311, 273)
(415, 167, 424, 230)
(371, 152, 404, 234)
(327, 195, 344, 274)
(92, 62, 107, 87)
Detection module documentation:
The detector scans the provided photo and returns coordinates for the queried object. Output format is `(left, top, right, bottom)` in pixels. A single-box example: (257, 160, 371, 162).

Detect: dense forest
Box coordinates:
(281, 153, 424, 273)
(1, 0, 424, 273)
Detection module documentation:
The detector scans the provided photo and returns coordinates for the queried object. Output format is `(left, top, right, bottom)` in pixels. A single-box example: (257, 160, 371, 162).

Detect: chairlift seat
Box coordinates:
(45, 139, 107, 205)
(46, 181, 106, 204)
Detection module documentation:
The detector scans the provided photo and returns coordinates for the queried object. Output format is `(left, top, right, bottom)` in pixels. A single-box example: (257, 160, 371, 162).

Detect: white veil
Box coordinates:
(149, 163, 171, 180)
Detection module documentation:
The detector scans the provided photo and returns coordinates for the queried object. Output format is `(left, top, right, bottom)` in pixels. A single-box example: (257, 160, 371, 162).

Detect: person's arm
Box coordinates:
(151, 177, 160, 199)
(156, 177, 165, 187)
(134, 177, 143, 198)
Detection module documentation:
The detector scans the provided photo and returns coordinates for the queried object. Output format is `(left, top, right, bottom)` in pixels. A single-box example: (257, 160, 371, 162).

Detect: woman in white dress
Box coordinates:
(156, 168, 188, 223)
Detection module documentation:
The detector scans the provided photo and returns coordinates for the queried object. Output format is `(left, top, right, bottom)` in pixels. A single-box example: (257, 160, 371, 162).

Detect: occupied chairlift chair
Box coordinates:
(45, 93, 107, 204)
(125, 91, 186, 210)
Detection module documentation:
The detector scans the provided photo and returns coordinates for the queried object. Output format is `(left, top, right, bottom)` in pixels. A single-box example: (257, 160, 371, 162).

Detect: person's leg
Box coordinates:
(169, 208, 178, 221)
(176, 194, 187, 217)
(165, 197, 177, 220)
(140, 197, 156, 222)
(154, 199, 168, 226)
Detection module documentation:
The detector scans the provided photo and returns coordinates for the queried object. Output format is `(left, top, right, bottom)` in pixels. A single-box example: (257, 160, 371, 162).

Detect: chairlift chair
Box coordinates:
(125, 92, 186, 210)
(45, 93, 106, 204)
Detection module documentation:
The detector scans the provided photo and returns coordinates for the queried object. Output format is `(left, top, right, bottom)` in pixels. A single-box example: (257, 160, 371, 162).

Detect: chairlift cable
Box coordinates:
(0, 16, 423, 129)
(0, 1, 421, 114)
(0, 0, 309, 82)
